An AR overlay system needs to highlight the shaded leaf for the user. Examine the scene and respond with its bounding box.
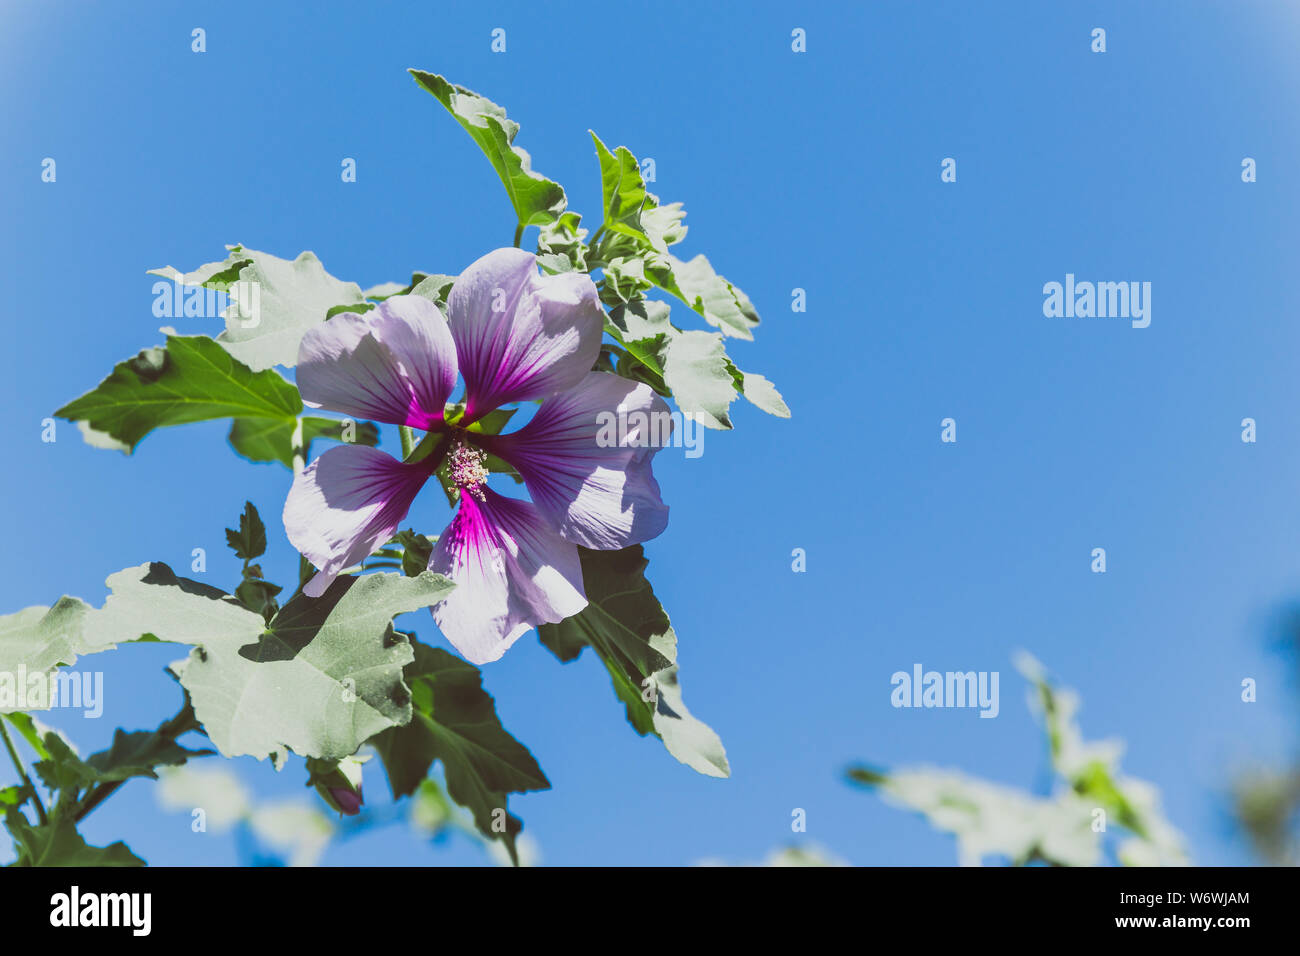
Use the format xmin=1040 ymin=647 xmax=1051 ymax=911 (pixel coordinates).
xmin=35 ymin=727 xmax=207 ymax=792
xmin=4 ymin=812 xmax=143 ymax=867
xmin=224 ymin=501 xmax=267 ymax=561
xmin=56 ymin=334 xmax=301 ymax=453
xmin=393 ymin=529 xmax=435 ymax=578
xmin=373 ymin=641 xmax=549 ymax=864
xmin=85 ymin=728 xmax=210 ymax=783
xmin=227 ymin=415 xmax=380 ymax=469
xmin=539 ymin=546 xmax=729 ymax=777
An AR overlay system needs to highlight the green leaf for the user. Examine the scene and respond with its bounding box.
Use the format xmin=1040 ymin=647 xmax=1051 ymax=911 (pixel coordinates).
xmin=32 ymin=735 xmax=95 ymax=795
xmin=373 ymin=641 xmax=549 ymax=864
xmin=591 ymin=130 xmax=651 ymax=242
xmin=577 ymin=136 xmax=784 ymax=421
xmin=148 ymin=255 xmax=253 ymax=291
xmin=409 ymin=70 xmax=566 ymax=229
xmin=180 ymin=570 xmax=451 ymax=762
xmin=4 ymin=812 xmax=144 ymax=867
xmin=91 ymin=562 xmax=454 ymax=763
xmin=0 ymin=598 xmax=111 ymax=714
xmin=607 ymin=299 xmax=672 ymax=349
xmin=225 ymin=501 xmax=267 ymax=561
xmin=640 ymin=199 xmax=688 ymax=249
xmin=650 ymin=253 xmax=760 ymax=341
xmin=56 ymin=334 xmax=302 ymax=453
xmin=152 ymin=246 xmax=366 ymax=371
xmin=227 ymin=416 xmax=380 ymax=469
xmin=393 ymin=529 xmax=435 ymax=578
xmin=362 ymin=281 xmax=409 ymax=300
xmin=0 ymin=714 xmax=51 ymax=759
xmin=584 ymin=135 xmax=757 ymax=335
xmin=84 ymin=728 xmax=210 ymax=783
xmin=234 ymin=575 xmax=282 ymax=624
xmin=733 ymin=368 xmax=791 ymax=418
xmin=358 ymin=272 xmax=457 ymax=309
xmin=536 ymin=213 xmax=589 ymax=273
xmin=599 ymin=257 xmax=654 ymax=307
xmin=661 ymin=330 xmax=740 ymax=430
xmin=34 ymin=727 xmax=206 ymax=794
xmin=94 ymin=562 xmax=262 ymax=648
xmin=587 ymin=134 xmax=685 ymax=254
xmin=539 ymin=546 xmax=729 ymax=778
xmin=606 ymin=300 xmax=671 ymax=393
xmin=408 ymin=273 xmax=458 ymax=311
xmin=607 ymin=302 xmax=787 ymax=424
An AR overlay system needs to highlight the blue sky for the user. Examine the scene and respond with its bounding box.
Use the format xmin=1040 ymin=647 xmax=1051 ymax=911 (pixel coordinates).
xmin=3 ymin=0 xmax=1300 ymax=865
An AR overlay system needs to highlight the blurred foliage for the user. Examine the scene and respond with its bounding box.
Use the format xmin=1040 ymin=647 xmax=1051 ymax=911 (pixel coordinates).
xmin=847 ymin=654 xmax=1189 ymax=867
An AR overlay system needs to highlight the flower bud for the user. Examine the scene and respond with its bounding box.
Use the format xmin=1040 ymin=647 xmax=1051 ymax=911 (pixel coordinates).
xmin=307 ymin=755 xmax=366 ymax=816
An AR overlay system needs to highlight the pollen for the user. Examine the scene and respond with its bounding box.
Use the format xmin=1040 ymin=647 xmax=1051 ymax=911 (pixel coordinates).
xmin=448 ymin=440 xmax=489 ymax=500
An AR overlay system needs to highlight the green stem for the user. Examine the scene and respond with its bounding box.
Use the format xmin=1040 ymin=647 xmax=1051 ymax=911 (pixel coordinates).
xmin=585 ymin=225 xmax=607 ymax=265
xmin=513 ymin=223 xmax=524 ymax=249
xmin=399 ymin=425 xmax=416 ymax=459
xmin=0 ymin=718 xmax=46 ymax=825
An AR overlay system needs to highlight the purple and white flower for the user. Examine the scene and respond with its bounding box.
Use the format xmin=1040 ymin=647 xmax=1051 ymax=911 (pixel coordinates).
xmin=283 ymin=248 xmax=670 ymax=664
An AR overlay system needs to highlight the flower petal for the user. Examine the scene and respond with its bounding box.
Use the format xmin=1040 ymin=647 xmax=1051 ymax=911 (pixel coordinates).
xmin=486 ymin=372 xmax=670 ymax=550
xmin=446 ymin=248 xmax=603 ymax=420
xmin=428 ymin=488 xmax=586 ymax=665
xmin=284 ymin=445 xmax=429 ymax=597
xmin=296 ymin=295 xmax=458 ymax=429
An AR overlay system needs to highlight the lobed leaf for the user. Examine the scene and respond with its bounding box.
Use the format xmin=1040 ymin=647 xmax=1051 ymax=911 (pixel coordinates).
xmin=152 ymin=246 xmax=366 ymax=371
xmin=88 ymin=562 xmax=454 ymax=764
xmin=410 ymin=70 xmax=566 ymax=229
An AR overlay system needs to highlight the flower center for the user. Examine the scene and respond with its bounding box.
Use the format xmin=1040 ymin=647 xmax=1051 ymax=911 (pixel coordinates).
xmin=447 ymin=439 xmax=489 ymax=500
